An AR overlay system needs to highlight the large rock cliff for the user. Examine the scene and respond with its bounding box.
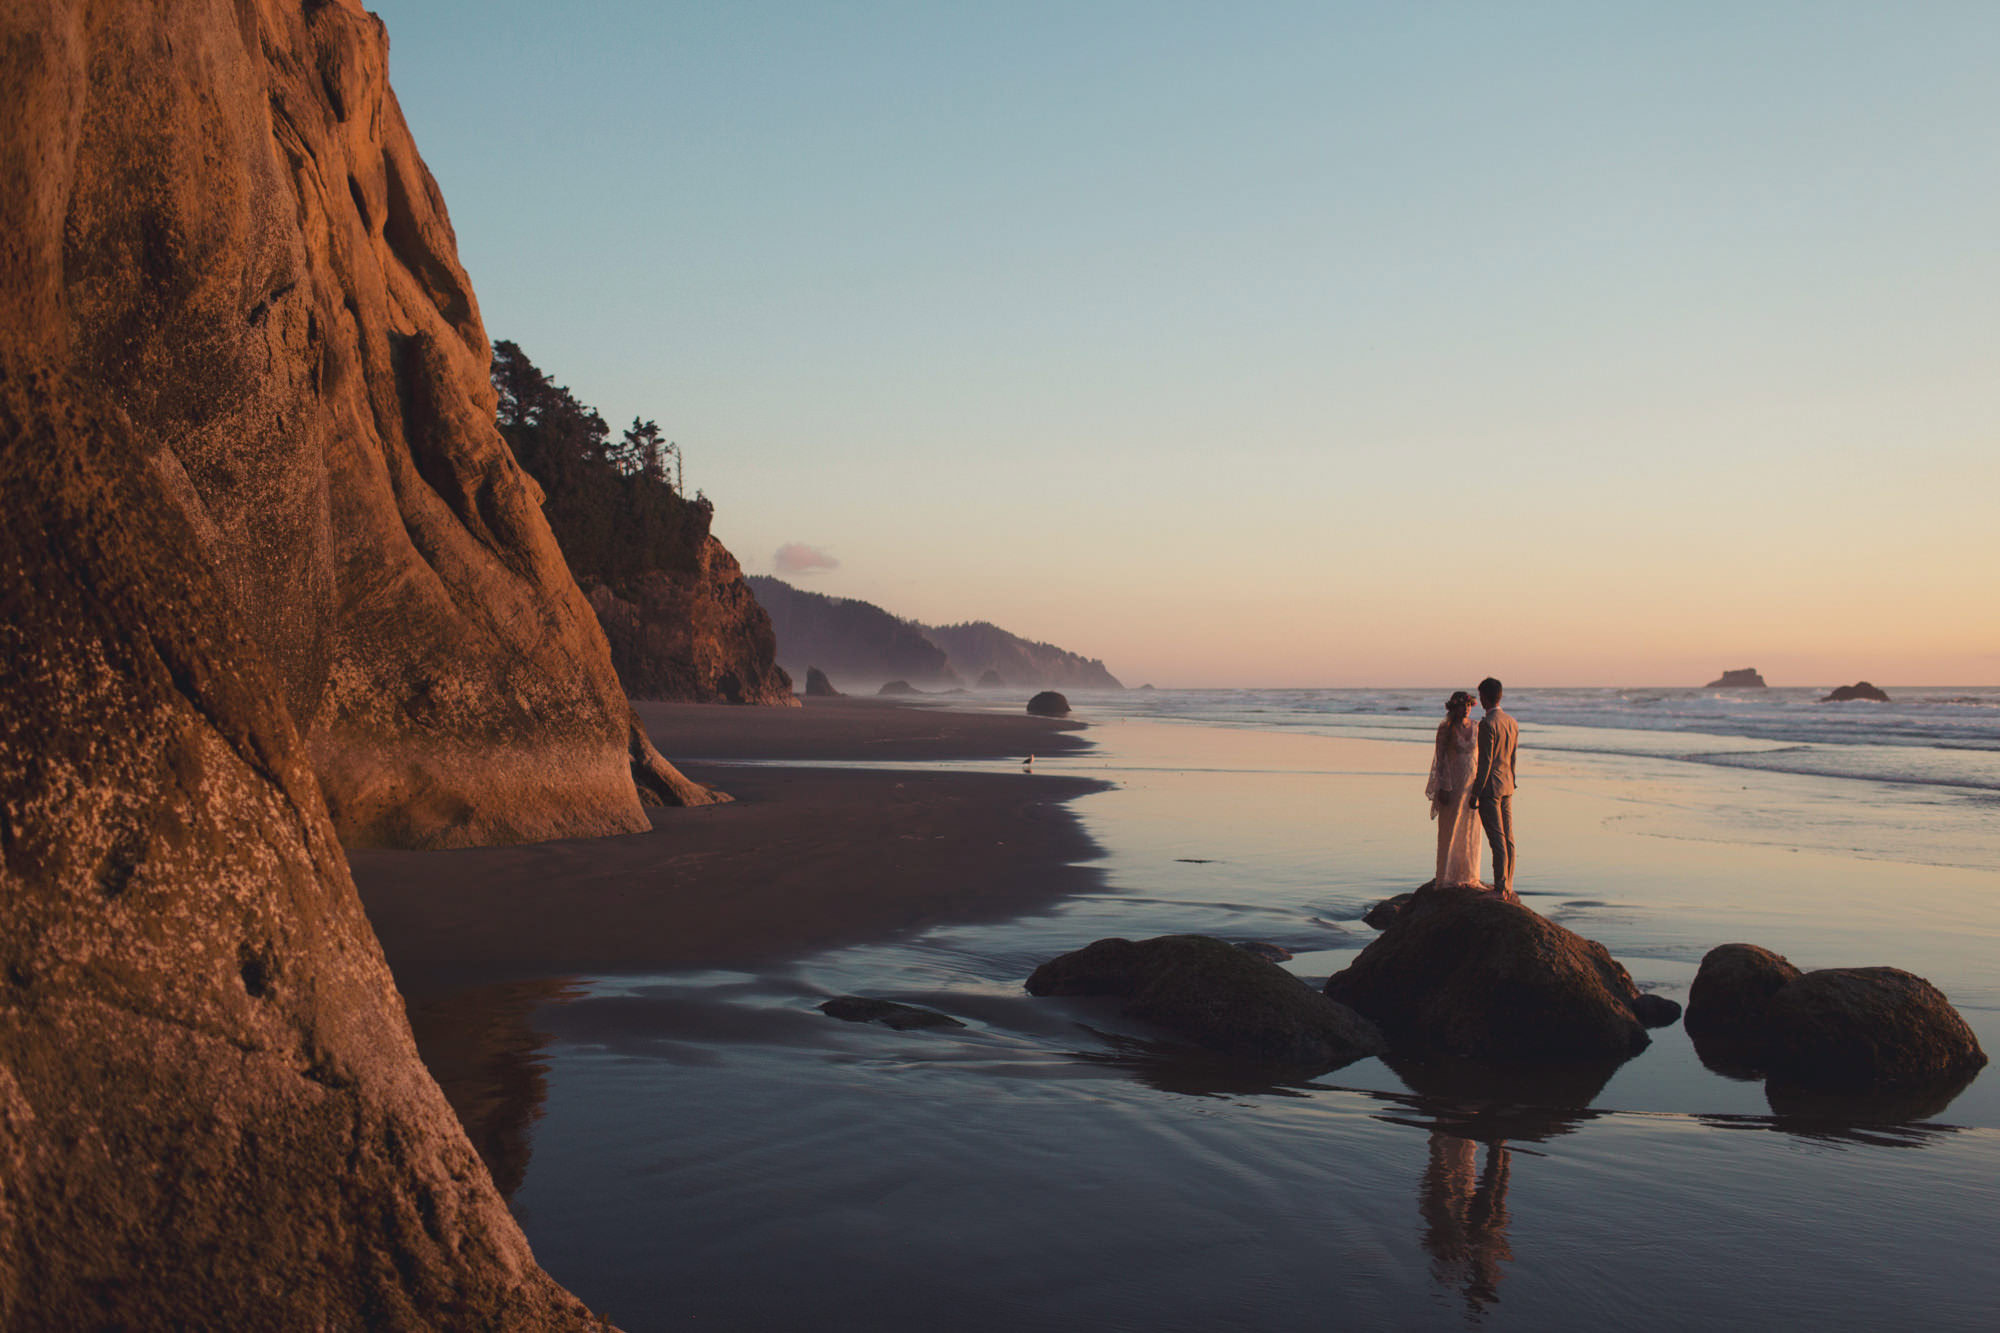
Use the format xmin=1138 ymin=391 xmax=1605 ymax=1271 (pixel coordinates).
xmin=0 ymin=0 xmax=676 ymax=1321
xmin=0 ymin=379 xmax=603 ymax=1326
xmin=32 ymin=0 xmax=717 ymax=851
xmin=588 ymin=537 xmax=798 ymax=705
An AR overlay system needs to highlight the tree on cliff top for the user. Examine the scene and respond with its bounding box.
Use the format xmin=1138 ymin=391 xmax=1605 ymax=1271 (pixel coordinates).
xmin=492 ymin=340 xmax=711 ymax=592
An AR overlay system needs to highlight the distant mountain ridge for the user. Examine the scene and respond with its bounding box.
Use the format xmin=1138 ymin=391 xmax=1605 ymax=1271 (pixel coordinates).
xmin=922 ymin=620 xmax=1123 ymax=690
xmin=746 ymin=577 xmax=1123 ymax=691
xmin=746 ymin=577 xmax=959 ymax=687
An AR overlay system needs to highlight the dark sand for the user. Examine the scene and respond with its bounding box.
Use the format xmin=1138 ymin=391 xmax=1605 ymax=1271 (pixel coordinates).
xmin=350 ymin=697 xmax=1106 ymax=976
xmin=633 ymin=693 xmax=1090 ymax=762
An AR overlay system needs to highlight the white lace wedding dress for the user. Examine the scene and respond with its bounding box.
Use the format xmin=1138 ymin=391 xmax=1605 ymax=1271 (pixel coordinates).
xmin=1425 ymin=718 xmax=1484 ymax=888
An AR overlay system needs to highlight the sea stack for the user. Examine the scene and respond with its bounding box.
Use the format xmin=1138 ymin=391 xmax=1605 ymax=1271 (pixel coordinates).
xmin=1822 ymin=681 xmax=1891 ymax=702
xmin=1706 ymin=668 xmax=1769 ymax=688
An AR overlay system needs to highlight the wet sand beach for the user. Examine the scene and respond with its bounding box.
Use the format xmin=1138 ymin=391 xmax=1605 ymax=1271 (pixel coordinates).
xmin=352 ymin=697 xmax=1103 ymax=974
xmin=351 ymin=695 xmax=1998 ymax=1332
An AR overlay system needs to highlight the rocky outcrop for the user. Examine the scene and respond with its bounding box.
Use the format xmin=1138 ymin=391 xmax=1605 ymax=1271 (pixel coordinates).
xmin=1687 ymin=946 xmax=1986 ymax=1095
xmin=1325 ymin=885 xmax=1653 ymax=1063
xmin=978 ymin=669 xmax=1005 ymax=688
xmin=1027 ymin=936 xmax=1385 ymax=1069
xmin=1706 ymin=668 xmax=1768 ymax=688
xmin=0 ymin=373 xmax=602 ymax=1324
xmin=587 ymin=537 xmax=797 ymax=706
xmin=1822 ymin=681 xmax=1891 ymax=703
xmin=1027 ymin=691 xmax=1072 ymax=717
xmin=878 ymin=680 xmax=918 ymax=696
xmin=921 ymin=620 xmax=1123 ymax=690
xmin=24 ymin=0 xmax=716 ymax=849
xmin=804 ymin=666 xmax=841 ymax=697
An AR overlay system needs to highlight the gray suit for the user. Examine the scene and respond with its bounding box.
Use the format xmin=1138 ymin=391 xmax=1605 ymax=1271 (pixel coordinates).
xmin=1474 ymin=707 xmax=1519 ymax=893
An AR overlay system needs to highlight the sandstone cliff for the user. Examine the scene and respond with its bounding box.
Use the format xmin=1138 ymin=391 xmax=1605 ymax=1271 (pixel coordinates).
xmin=0 ymin=0 xmax=670 ymax=1321
xmin=588 ymin=538 xmax=798 ymax=705
xmin=33 ymin=0 xmax=717 ymax=851
xmin=0 ymin=376 xmax=605 ymax=1326
xmin=490 ymin=342 xmax=794 ymax=707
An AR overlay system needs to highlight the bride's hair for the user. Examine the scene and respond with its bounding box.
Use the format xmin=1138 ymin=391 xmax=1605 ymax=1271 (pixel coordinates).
xmin=1445 ymin=691 xmax=1474 ymax=723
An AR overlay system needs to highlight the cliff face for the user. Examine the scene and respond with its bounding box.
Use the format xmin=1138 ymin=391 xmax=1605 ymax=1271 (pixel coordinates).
xmin=589 ymin=537 xmax=798 ymax=705
xmin=0 ymin=377 xmax=602 ymax=1326
xmin=0 ymin=0 xmax=677 ymax=1321
xmin=37 ymin=0 xmax=716 ymax=850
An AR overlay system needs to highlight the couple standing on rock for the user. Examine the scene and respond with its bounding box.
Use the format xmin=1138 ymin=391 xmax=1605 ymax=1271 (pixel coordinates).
xmin=1424 ymin=678 xmax=1519 ymax=899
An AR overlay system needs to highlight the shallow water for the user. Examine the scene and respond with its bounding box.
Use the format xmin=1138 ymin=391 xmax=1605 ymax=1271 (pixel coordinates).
xmin=431 ymin=714 xmax=1998 ymax=1329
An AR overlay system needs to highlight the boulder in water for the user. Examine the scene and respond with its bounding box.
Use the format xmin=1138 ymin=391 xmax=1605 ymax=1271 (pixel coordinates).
xmin=1763 ymin=967 xmax=1986 ymax=1093
xmin=1685 ymin=943 xmax=1802 ymax=1070
xmin=1821 ymin=681 xmax=1890 ymax=703
xmin=1027 ymin=935 xmax=1385 ymax=1068
xmin=877 ymin=679 xmax=917 ymax=695
xmin=804 ymin=666 xmax=841 ymax=697
xmin=1324 ymin=884 xmax=1653 ymax=1062
xmin=1027 ymin=690 xmax=1070 ymax=717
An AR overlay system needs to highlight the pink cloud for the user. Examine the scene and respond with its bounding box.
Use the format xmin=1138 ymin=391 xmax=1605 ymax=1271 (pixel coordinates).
xmin=774 ymin=542 xmax=840 ymax=576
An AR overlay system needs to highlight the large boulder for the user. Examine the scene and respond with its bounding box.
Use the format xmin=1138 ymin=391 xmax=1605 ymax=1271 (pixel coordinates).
xmin=878 ymin=679 xmax=917 ymax=696
xmin=1027 ymin=935 xmax=1385 ymax=1069
xmin=1763 ymin=967 xmax=1986 ymax=1093
xmin=1027 ymin=690 xmax=1071 ymax=717
xmin=1324 ymin=885 xmax=1653 ymax=1063
xmin=16 ymin=0 xmax=720 ymax=849
xmin=1685 ymin=943 xmax=1802 ymax=1070
xmin=1821 ymin=681 xmax=1891 ymax=703
xmin=804 ymin=666 xmax=841 ymax=697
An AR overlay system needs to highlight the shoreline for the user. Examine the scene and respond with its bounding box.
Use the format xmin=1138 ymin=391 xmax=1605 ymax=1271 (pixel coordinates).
xmin=350 ymin=697 xmax=1107 ymax=978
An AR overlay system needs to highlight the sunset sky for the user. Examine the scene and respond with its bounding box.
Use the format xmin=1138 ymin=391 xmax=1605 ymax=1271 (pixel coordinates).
xmin=370 ymin=1 xmax=1998 ymax=687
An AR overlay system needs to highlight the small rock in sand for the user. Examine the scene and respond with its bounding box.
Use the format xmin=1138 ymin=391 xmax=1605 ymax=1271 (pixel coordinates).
xmin=819 ymin=997 xmax=965 ymax=1030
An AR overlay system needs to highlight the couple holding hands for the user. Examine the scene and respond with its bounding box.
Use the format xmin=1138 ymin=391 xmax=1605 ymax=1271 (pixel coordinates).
xmin=1423 ymin=677 xmax=1519 ymax=899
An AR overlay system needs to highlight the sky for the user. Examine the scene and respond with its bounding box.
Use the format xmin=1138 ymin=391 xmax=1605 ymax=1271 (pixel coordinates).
xmin=367 ymin=0 xmax=1999 ymax=687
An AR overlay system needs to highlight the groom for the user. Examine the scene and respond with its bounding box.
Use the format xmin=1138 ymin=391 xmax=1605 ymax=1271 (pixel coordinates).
xmin=1469 ymin=677 xmax=1518 ymax=897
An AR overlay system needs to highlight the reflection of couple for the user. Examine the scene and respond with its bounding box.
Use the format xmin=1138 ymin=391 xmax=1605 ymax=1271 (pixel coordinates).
xmin=1423 ymin=677 xmax=1519 ymax=897
xmin=1419 ymin=1132 xmax=1513 ymax=1315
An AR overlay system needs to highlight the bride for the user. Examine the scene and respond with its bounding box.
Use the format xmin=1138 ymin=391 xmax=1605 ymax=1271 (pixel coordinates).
xmin=1425 ymin=690 xmax=1484 ymax=889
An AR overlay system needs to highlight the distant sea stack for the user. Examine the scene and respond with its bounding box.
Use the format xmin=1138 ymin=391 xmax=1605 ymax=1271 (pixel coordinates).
xmin=1 ymin=0 xmax=610 ymax=1323
xmin=495 ymin=343 xmax=794 ymax=708
xmin=805 ymin=666 xmax=841 ymax=697
xmin=1822 ymin=681 xmax=1891 ymax=703
xmin=747 ymin=576 xmax=961 ymax=688
xmin=1707 ymin=668 xmax=1769 ymax=688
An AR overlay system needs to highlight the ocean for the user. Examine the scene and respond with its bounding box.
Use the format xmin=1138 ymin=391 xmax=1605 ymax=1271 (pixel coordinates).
xmin=450 ymin=687 xmax=2000 ymax=1329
